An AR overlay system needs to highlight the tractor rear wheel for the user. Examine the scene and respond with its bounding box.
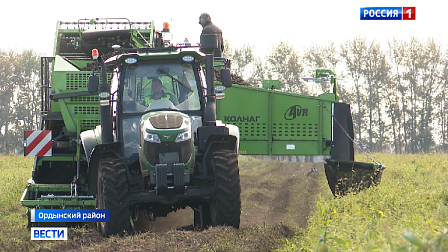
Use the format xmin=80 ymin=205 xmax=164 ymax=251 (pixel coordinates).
xmin=195 ymin=150 xmax=241 ymax=229
xmin=96 ymin=157 xmax=131 ymax=236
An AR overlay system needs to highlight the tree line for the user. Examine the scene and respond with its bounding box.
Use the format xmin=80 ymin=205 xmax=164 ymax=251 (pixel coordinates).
xmin=225 ymin=36 xmax=448 ymax=154
xmin=1 ymin=36 xmax=447 ymax=154
xmin=0 ymin=49 xmax=40 ymax=153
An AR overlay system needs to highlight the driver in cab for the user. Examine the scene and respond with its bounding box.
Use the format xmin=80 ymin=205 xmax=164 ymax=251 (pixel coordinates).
xmin=145 ymin=78 xmax=179 ymax=106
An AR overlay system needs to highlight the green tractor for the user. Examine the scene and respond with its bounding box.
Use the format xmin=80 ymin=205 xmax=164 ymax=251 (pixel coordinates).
xmin=82 ymin=36 xmax=241 ymax=236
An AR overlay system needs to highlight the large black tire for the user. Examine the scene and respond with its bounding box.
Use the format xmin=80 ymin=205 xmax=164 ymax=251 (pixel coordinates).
xmin=96 ymin=158 xmax=131 ymax=236
xmin=195 ymin=150 xmax=241 ymax=229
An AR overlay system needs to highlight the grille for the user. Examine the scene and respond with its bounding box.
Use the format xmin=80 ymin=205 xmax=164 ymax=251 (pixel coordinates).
xmin=232 ymin=122 xmax=267 ymax=139
xmin=70 ymin=96 xmax=99 ymax=102
xmin=65 ymin=73 xmax=111 ymax=90
xmin=272 ymin=123 xmax=319 ymax=140
xmin=228 ymin=122 xmax=319 ymax=140
xmin=80 ymin=119 xmax=101 ymax=131
xmin=74 ymin=106 xmax=100 ymax=114
xmin=144 ymin=140 xmax=191 ymax=165
xmin=66 ymin=73 xmax=90 ymax=90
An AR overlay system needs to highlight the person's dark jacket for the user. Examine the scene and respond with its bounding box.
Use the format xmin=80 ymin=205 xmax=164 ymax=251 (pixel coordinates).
xmin=201 ymin=21 xmax=224 ymax=57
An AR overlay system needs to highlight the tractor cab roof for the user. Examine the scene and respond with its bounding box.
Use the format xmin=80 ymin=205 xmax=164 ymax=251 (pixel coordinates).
xmin=104 ymin=46 xmax=207 ymax=66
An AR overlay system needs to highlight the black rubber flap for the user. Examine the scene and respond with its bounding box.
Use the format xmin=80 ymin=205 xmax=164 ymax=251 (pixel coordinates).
xmin=325 ymin=159 xmax=385 ymax=196
xmin=331 ymin=102 xmax=354 ymax=161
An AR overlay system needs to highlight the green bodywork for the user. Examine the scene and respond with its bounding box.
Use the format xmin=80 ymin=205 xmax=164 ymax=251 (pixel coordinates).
xmin=22 ymin=19 xmax=161 ymax=210
xmin=139 ymin=111 xmax=194 ymax=176
xmin=21 ymin=184 xmax=94 ymax=207
xmin=215 ymin=70 xmax=338 ymax=156
xmin=22 ymin=18 xmax=342 ymax=210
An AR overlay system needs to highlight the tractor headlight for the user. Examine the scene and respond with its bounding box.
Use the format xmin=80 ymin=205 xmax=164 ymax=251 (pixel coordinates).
xmin=175 ymin=128 xmax=191 ymax=142
xmin=182 ymin=55 xmax=195 ymax=62
xmin=144 ymin=132 xmax=161 ymax=143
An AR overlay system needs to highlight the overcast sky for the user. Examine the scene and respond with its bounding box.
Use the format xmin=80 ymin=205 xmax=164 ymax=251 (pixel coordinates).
xmin=1 ymin=0 xmax=446 ymax=56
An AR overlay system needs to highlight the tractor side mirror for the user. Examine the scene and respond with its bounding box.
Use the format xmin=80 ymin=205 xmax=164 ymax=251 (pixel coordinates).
xmin=318 ymin=72 xmax=330 ymax=77
xmin=88 ymin=75 xmax=99 ymax=93
xmin=220 ymin=68 xmax=232 ymax=87
xmin=200 ymin=34 xmax=218 ymax=54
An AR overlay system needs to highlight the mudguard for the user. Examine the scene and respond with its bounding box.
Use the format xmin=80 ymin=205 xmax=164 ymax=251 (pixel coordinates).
xmin=80 ymin=125 xmax=122 ymax=165
xmin=216 ymin=120 xmax=240 ymax=153
xmin=197 ymin=122 xmax=239 ymax=154
xmin=80 ymin=125 xmax=102 ymax=162
xmin=82 ymin=128 xmax=123 ymax=197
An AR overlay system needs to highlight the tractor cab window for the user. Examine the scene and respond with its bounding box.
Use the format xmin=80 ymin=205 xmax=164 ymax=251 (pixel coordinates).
xmin=121 ymin=61 xmax=201 ymax=112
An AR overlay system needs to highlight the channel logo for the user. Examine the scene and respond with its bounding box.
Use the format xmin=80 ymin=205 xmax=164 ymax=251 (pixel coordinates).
xmin=31 ymin=227 xmax=67 ymax=240
xmin=360 ymin=7 xmax=416 ymax=20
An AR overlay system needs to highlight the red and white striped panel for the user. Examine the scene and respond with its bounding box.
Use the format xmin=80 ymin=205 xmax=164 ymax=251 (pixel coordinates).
xmin=24 ymin=130 xmax=52 ymax=156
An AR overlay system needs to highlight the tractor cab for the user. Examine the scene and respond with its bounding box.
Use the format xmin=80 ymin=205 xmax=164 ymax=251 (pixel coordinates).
xmin=118 ymin=57 xmax=203 ymax=113
xmin=80 ymin=37 xmax=241 ymax=235
xmin=105 ymin=50 xmax=208 ymax=170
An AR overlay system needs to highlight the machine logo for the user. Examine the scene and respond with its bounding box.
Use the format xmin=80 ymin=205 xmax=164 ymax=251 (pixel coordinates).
xmin=224 ymin=115 xmax=261 ymax=123
xmin=284 ymin=105 xmax=309 ymax=120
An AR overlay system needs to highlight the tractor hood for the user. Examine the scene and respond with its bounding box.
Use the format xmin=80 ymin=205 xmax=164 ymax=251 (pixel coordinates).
xmin=140 ymin=110 xmax=191 ymax=142
xmin=138 ymin=110 xmax=194 ymax=174
xmin=149 ymin=114 xmax=184 ymax=129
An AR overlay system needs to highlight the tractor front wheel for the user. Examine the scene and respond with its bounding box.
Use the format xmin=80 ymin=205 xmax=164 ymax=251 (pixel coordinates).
xmin=96 ymin=157 xmax=131 ymax=236
xmin=195 ymin=150 xmax=241 ymax=229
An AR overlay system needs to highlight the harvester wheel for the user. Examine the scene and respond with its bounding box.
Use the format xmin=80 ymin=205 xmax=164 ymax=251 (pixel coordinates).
xmin=195 ymin=150 xmax=241 ymax=229
xmin=96 ymin=158 xmax=131 ymax=236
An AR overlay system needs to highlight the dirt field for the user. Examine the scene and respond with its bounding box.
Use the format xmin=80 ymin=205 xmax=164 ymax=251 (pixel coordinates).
xmin=35 ymin=157 xmax=327 ymax=252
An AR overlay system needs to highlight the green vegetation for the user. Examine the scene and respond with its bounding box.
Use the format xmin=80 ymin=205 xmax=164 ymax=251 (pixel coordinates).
xmin=0 ymin=154 xmax=310 ymax=252
xmin=2 ymin=153 xmax=448 ymax=251
xmin=281 ymin=153 xmax=448 ymax=251
xmin=0 ymin=154 xmax=34 ymax=251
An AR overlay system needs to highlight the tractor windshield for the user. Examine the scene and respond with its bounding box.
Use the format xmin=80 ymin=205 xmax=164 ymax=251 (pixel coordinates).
xmin=121 ymin=61 xmax=201 ymax=112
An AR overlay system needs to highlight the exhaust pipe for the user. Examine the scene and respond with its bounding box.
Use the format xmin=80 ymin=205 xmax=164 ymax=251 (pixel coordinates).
xmin=88 ymin=53 xmax=113 ymax=144
xmin=200 ymin=34 xmax=218 ymax=126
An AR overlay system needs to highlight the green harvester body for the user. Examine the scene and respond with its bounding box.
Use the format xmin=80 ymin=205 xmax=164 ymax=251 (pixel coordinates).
xmin=21 ymin=18 xmax=384 ymax=231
